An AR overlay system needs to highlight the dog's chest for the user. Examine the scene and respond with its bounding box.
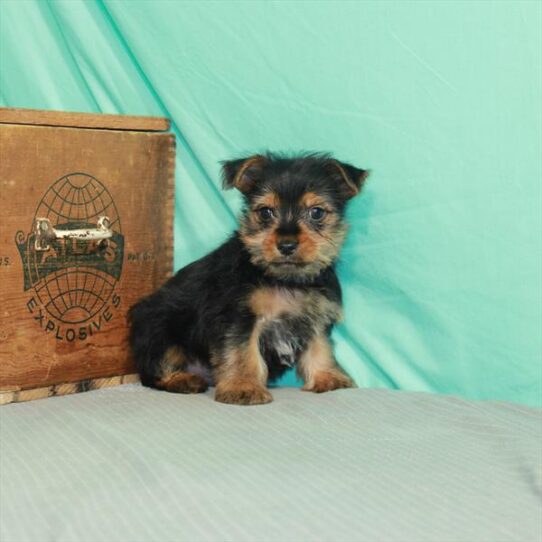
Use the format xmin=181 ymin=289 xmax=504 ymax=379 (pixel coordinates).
xmin=248 ymin=285 xmax=343 ymax=330
xmin=249 ymin=286 xmax=340 ymax=372
xmin=249 ymin=287 xmax=305 ymax=320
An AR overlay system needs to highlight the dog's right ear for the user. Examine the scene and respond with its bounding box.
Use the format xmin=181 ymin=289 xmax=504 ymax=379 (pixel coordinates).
xmin=221 ymin=155 xmax=267 ymax=194
xmin=326 ymin=160 xmax=370 ymax=200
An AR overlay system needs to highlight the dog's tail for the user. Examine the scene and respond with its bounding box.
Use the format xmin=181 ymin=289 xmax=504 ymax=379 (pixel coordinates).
xmin=127 ymin=294 xmax=170 ymax=388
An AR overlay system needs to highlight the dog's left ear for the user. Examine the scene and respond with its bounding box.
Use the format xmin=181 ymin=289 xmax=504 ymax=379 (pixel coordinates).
xmin=327 ymin=160 xmax=370 ymax=199
xmin=221 ymin=155 xmax=267 ymax=194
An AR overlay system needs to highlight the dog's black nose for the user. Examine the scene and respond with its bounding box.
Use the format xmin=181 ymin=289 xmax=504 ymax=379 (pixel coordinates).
xmin=277 ymin=240 xmax=298 ymax=256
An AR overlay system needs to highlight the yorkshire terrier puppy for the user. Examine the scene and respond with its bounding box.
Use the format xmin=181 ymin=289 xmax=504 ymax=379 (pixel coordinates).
xmin=129 ymin=152 xmax=369 ymax=405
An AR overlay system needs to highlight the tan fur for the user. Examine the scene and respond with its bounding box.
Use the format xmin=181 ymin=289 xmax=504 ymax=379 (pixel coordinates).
xmin=261 ymin=229 xmax=280 ymax=262
xmin=154 ymin=346 xmax=209 ymax=393
xmin=300 ymin=192 xmax=331 ymax=210
xmin=311 ymin=291 xmax=344 ymax=323
xmin=156 ymin=372 xmax=208 ymax=393
xmin=250 ymin=287 xmax=342 ymax=325
xmin=251 ymin=192 xmax=280 ymax=211
xmin=249 ymin=287 xmax=304 ymax=319
xmin=240 ymin=221 xmax=347 ymax=280
xmin=296 ymin=224 xmax=318 ymax=261
xmin=305 ymin=371 xmax=353 ymax=393
xmin=159 ymin=345 xmax=187 ymax=376
xmin=246 ymin=318 xmax=270 ymax=384
xmin=298 ymin=334 xmax=354 ymax=392
xmin=302 ymin=221 xmax=348 ymax=269
xmin=233 ymin=155 xmax=267 ymax=193
xmin=233 ymin=182 xmax=353 ymax=398
xmin=240 ymin=192 xmax=279 ymax=239
xmin=240 ymin=188 xmax=347 ymax=279
xmin=214 ymin=378 xmax=273 ymax=405
xmin=239 ymin=228 xmax=267 ymax=255
xmin=332 ymin=161 xmax=360 ymax=196
xmin=301 ymin=290 xmax=344 ymax=327
xmin=214 ymin=320 xmax=271 ymax=405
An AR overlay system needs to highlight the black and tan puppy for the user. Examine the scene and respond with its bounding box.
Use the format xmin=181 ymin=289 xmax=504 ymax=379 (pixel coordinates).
xmin=129 ymin=153 xmax=369 ymax=405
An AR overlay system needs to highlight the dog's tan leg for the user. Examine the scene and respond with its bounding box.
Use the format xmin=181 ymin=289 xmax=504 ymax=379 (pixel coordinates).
xmin=155 ymin=346 xmax=209 ymax=393
xmin=214 ymin=320 xmax=272 ymax=405
xmin=298 ymin=334 xmax=354 ymax=393
xmin=156 ymin=372 xmax=209 ymax=393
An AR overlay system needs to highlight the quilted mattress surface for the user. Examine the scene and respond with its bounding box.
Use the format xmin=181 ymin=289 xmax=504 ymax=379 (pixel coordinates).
xmin=0 ymin=385 xmax=541 ymax=542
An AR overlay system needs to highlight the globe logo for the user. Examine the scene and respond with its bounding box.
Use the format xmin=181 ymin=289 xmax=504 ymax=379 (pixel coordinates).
xmin=16 ymin=173 xmax=124 ymax=330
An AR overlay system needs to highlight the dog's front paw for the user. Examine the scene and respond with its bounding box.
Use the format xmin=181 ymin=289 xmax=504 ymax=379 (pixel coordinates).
xmin=302 ymin=371 xmax=355 ymax=393
xmin=215 ymin=382 xmax=273 ymax=406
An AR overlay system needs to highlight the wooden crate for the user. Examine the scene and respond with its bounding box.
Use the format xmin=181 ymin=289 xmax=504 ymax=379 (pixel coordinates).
xmin=0 ymin=108 xmax=175 ymax=404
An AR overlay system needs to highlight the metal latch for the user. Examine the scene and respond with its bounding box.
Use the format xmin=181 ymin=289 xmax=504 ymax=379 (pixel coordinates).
xmin=34 ymin=216 xmax=113 ymax=251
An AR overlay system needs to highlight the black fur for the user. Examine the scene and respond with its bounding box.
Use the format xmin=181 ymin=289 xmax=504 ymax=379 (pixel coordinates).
xmin=129 ymin=234 xmax=341 ymax=385
xmin=129 ymin=152 xmax=368 ymax=403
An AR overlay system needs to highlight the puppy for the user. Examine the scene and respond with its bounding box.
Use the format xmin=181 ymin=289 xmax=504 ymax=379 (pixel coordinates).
xmin=129 ymin=152 xmax=369 ymax=405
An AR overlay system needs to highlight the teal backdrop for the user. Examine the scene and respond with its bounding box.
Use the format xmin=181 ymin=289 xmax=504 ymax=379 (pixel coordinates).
xmin=1 ymin=1 xmax=541 ymax=406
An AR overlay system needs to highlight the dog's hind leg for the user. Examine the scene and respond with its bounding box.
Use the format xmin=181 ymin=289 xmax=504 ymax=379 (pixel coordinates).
xmin=128 ymin=297 xmax=207 ymax=394
xmin=154 ymin=346 xmax=209 ymax=394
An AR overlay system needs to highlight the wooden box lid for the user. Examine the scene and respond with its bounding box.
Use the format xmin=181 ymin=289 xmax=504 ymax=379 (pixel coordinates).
xmin=0 ymin=108 xmax=170 ymax=132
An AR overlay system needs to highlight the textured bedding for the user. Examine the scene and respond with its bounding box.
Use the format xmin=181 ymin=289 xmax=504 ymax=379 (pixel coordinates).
xmin=1 ymin=385 xmax=541 ymax=542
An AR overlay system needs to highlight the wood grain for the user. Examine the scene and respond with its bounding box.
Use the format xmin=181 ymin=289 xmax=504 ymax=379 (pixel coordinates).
xmin=0 ymin=115 xmax=175 ymax=397
xmin=0 ymin=108 xmax=170 ymax=132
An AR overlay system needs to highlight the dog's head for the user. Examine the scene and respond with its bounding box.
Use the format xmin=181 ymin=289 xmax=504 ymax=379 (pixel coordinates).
xmin=222 ymin=152 xmax=369 ymax=280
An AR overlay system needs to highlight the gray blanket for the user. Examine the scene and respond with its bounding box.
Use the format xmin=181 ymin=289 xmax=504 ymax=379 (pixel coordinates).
xmin=1 ymin=386 xmax=541 ymax=542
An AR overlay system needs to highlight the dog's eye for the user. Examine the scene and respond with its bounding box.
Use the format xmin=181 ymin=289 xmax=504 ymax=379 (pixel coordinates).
xmin=309 ymin=207 xmax=326 ymax=221
xmin=257 ymin=207 xmax=275 ymax=221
